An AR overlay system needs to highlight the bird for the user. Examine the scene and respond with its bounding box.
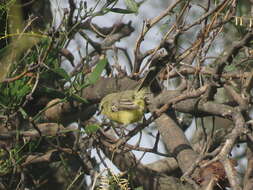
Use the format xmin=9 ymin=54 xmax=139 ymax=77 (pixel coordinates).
xmin=99 ymin=88 xmax=147 ymax=125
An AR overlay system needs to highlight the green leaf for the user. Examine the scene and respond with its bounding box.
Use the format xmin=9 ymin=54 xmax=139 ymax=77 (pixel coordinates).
xmin=19 ymin=107 xmax=28 ymax=119
xmin=51 ymin=68 xmax=70 ymax=81
xmin=87 ymin=58 xmax=108 ymax=85
xmin=124 ymin=0 xmax=139 ymax=13
xmin=85 ymin=124 xmax=100 ymax=134
xmin=106 ymin=8 xmax=137 ymax=14
xmin=70 ymin=94 xmax=88 ymax=103
xmin=0 ymin=77 xmax=32 ymax=107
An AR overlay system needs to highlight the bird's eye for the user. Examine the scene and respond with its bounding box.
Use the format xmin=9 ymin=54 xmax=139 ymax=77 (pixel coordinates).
xmin=111 ymin=105 xmax=118 ymax=112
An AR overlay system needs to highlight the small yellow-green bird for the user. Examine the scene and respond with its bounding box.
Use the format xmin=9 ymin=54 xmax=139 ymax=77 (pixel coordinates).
xmin=99 ymin=88 xmax=147 ymax=125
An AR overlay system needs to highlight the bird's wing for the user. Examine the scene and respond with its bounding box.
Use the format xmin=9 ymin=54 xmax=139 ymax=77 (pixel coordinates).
xmin=111 ymin=97 xmax=139 ymax=111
